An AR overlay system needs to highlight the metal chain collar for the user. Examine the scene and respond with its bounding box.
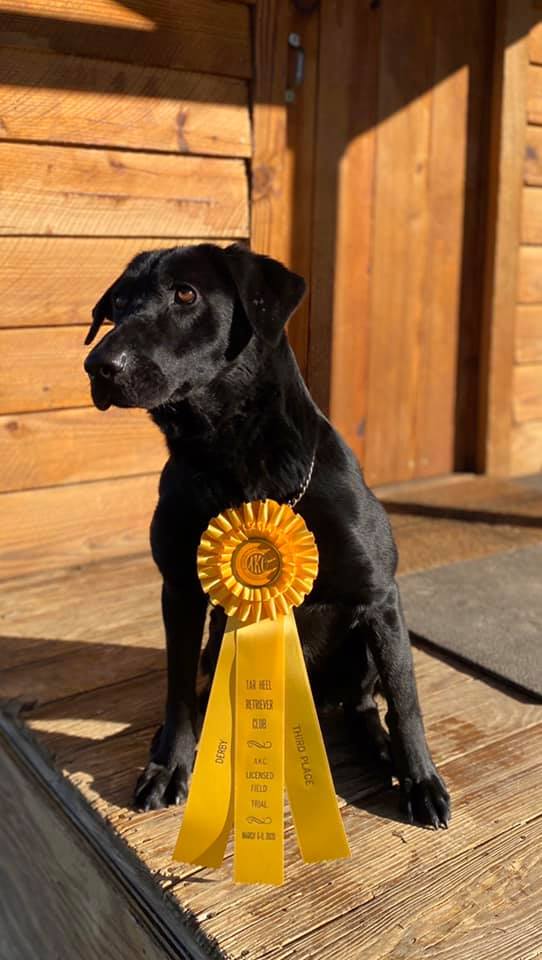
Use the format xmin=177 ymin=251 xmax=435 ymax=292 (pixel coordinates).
xmin=287 ymin=452 xmax=316 ymax=509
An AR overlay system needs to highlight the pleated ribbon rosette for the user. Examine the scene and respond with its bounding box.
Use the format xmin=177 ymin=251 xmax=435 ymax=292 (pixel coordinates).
xmin=173 ymin=499 xmax=350 ymax=884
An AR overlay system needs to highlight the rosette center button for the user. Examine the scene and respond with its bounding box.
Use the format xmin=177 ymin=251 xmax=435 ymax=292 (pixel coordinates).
xmin=231 ymin=538 xmax=282 ymax=588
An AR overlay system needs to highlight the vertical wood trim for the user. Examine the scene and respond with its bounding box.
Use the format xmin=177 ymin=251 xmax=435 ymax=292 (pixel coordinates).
xmin=309 ymin=1 xmax=380 ymax=461
xmin=250 ymin=0 xmax=319 ymax=378
xmin=479 ymin=0 xmax=531 ymax=475
xmin=364 ymin=0 xmax=435 ymax=486
xmin=250 ymin=0 xmax=290 ymax=263
xmin=282 ymin=8 xmax=320 ymax=375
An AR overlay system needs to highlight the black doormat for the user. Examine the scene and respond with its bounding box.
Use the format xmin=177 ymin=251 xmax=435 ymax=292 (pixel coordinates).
xmin=399 ymin=544 xmax=542 ymax=700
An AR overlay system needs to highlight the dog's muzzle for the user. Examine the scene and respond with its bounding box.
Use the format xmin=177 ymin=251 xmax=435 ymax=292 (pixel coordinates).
xmin=84 ymin=349 xmax=127 ymax=411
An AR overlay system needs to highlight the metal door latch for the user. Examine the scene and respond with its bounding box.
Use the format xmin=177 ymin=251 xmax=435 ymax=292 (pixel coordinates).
xmin=285 ymin=33 xmax=305 ymax=103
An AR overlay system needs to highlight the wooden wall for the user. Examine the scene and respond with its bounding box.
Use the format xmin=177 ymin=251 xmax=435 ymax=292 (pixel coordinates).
xmin=1 ymin=0 xmax=539 ymax=582
xmin=0 ymin=0 xmax=251 ymax=578
xmin=481 ymin=0 xmax=542 ymax=477
xmin=514 ymin=16 xmax=542 ymax=473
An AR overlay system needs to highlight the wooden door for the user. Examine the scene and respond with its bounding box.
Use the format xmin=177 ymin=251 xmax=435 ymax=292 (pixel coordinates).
xmin=268 ymin=0 xmax=495 ymax=488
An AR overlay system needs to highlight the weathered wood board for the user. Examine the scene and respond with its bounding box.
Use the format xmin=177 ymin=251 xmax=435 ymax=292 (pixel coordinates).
xmin=512 ymin=363 xmax=542 ymax=421
xmin=511 ymin=420 xmax=542 ymax=473
xmin=0 ymin=48 xmax=251 ymax=156
xmin=0 ymin=326 xmax=98 ymax=414
xmin=0 ymin=474 xmax=159 ymax=580
xmin=0 ymin=0 xmax=252 ymax=78
xmin=0 ymin=739 xmax=177 ymax=960
xmin=0 ymin=143 xmax=249 ymax=237
xmin=0 ymin=407 xmax=166 ymax=493
xmin=0 ymin=237 xmax=234 ymax=328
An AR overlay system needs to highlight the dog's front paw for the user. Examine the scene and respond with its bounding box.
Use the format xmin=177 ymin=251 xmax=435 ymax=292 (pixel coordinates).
xmin=400 ymin=769 xmax=451 ymax=829
xmin=134 ymin=759 xmax=190 ymax=811
xmin=134 ymin=724 xmax=194 ymax=811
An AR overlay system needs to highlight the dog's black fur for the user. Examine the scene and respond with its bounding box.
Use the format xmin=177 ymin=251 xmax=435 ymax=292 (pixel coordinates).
xmin=84 ymin=243 xmax=450 ymax=828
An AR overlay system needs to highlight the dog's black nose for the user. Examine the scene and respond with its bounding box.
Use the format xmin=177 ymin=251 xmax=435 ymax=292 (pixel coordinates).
xmin=84 ymin=351 xmax=127 ymax=380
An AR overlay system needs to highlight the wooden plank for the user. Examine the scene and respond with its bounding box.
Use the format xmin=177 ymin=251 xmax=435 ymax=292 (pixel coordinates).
xmin=382 ymin=473 xmax=542 ymax=510
xmin=529 ymin=20 xmax=542 ymax=65
xmin=0 ymin=554 xmax=161 ymax=647
xmin=27 ymin=674 xmax=165 ymax=757
xmin=414 ymin=1 xmax=491 ymax=480
xmin=515 ymin=305 xmax=542 ymax=361
xmin=510 ymin=419 xmax=542 ymax=473
xmin=250 ymin=0 xmax=290 ymax=266
xmin=517 ymin=245 xmax=542 ymax=302
xmin=0 ymin=739 xmax=176 ymax=960
xmin=0 ymin=0 xmax=252 ymax=79
xmin=0 ymin=474 xmax=158 ymax=579
xmin=0 ymin=327 xmax=92 ymax=414
xmin=0 ymin=48 xmax=251 ymax=157
xmin=260 ymin=817 xmax=542 ymax=960
xmin=521 ymin=186 xmax=542 ymax=242
xmin=525 ymin=123 xmax=542 ymax=183
xmin=19 ymin=632 xmax=537 ymax=850
xmin=512 ymin=363 xmax=542 ymax=421
xmin=411 ymin=1 xmax=462 ymax=479
xmin=395 ymin=510 xmax=542 ymax=576
xmin=384 ymin=476 xmax=542 ymax=572
xmin=364 ymin=0 xmax=434 ymax=485
xmin=527 ymin=63 xmax=542 ymax=123
xmin=0 ymin=407 xmax=166 ymax=493
xmin=281 ymin=5 xmax=320 ymax=377
xmin=310 ymin=0 xmax=492 ymax=482
xmin=447 ymin=1 xmax=495 ymax=475
xmin=129 ymin=727 xmax=542 ymax=949
xmin=479 ymin=0 xmax=532 ymax=475
xmin=2 ymin=644 xmax=164 ymax=707
xmin=0 ymin=142 xmax=249 ymax=237
xmin=32 ymin=660 xmax=443 ymax=764
xmin=56 ymin=729 xmax=161 ymax=811
xmin=308 ymin=0 xmax=379 ymax=461
xmin=38 ymin=646 xmax=541 ymax=798
xmin=0 ymin=237 xmax=233 ymax=328
xmin=50 ymin=684 xmax=542 ymax=860
xmin=250 ymin=1 xmax=319 ymax=378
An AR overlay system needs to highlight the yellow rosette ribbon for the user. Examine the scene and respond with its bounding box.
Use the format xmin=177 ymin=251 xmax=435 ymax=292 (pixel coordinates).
xmin=173 ymin=500 xmax=350 ymax=884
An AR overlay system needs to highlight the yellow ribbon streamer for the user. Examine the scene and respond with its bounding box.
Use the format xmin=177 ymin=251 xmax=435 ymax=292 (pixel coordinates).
xmin=173 ymin=500 xmax=350 ymax=884
xmin=234 ymin=616 xmax=285 ymax=884
xmin=284 ymin=614 xmax=350 ymax=863
xmin=173 ymin=628 xmax=235 ymax=868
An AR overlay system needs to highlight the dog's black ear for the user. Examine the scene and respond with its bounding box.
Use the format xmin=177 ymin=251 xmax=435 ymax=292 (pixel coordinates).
xmin=85 ymin=285 xmax=114 ymax=346
xmin=224 ymin=244 xmax=306 ymax=346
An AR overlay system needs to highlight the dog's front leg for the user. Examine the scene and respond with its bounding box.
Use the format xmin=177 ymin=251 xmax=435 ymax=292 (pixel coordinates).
xmin=134 ymin=578 xmax=207 ymax=811
xmin=364 ymin=581 xmax=451 ymax=828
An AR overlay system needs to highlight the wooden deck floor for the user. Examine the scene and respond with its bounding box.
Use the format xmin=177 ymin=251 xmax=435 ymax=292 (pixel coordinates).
xmin=1 ymin=477 xmax=542 ymax=959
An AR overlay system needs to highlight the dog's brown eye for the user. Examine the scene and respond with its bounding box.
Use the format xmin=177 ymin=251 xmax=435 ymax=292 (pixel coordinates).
xmin=174 ymin=284 xmax=197 ymax=305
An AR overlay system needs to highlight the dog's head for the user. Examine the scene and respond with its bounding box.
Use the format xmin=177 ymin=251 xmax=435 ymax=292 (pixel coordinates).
xmin=83 ymin=243 xmax=305 ymax=411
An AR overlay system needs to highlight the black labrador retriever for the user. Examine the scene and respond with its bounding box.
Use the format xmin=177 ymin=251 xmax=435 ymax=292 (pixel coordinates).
xmin=84 ymin=243 xmax=450 ymax=828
